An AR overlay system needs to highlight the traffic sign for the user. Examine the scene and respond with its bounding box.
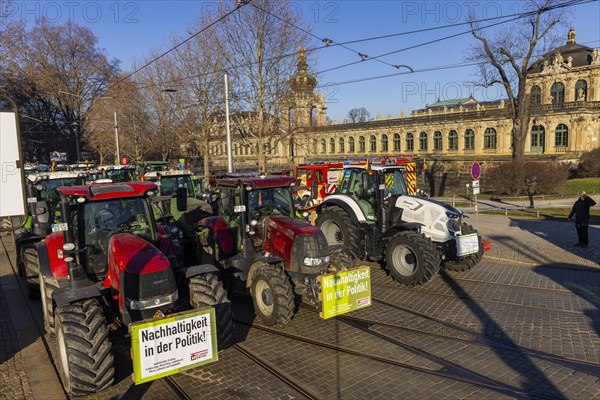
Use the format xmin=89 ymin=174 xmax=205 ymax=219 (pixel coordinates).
xmin=473 ymin=186 xmax=480 ymax=195
xmin=472 ymin=180 xmax=480 ymax=188
xmin=471 ymin=162 xmax=481 ymax=180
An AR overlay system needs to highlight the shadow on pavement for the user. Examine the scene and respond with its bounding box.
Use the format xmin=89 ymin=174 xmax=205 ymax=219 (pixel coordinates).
xmin=533 ymin=264 xmax=600 ymax=344
xmin=440 ymin=269 xmax=568 ymax=399
xmin=506 ymin=218 xmax=599 ymax=265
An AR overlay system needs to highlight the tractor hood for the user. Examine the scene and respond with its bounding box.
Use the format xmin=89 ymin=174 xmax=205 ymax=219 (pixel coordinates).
xmin=107 ymin=233 xmax=171 ymax=276
xmin=395 ymin=195 xmax=462 ymax=242
xmin=265 ymin=215 xmax=323 ymax=237
xmin=263 ymin=216 xmax=330 ymax=274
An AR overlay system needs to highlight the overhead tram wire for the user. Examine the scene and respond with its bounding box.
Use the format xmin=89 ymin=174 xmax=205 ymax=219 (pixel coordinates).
xmin=108 ymin=0 xmax=250 ymax=91
xmin=248 ymin=1 xmax=398 ymax=69
xmin=21 ymin=36 xmax=600 ymax=124
xmin=122 ymin=0 xmax=592 ymax=95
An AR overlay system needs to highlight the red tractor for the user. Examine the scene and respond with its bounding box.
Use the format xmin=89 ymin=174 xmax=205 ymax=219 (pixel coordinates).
xmin=29 ymin=182 xmax=233 ymax=396
xmin=194 ymin=176 xmax=353 ymax=326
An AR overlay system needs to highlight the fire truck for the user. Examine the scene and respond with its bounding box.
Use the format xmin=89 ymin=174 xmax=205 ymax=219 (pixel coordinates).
xmin=296 ymin=156 xmax=419 ymax=202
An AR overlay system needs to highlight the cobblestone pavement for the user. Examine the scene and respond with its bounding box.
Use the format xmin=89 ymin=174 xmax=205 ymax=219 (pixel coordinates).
xmin=2 ymin=214 xmax=599 ymax=399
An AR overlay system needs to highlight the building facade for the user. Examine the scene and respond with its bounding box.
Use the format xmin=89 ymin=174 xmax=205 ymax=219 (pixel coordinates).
xmin=206 ymin=29 xmax=599 ymax=174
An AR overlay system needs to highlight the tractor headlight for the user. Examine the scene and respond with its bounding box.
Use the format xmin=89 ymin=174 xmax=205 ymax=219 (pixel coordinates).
xmin=170 ymin=226 xmax=183 ymax=239
xmin=303 ymin=255 xmax=330 ymax=267
xmin=445 ymin=211 xmax=459 ymax=219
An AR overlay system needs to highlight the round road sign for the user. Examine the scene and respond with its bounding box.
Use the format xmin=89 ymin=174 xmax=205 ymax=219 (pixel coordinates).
xmin=471 ymin=162 xmax=481 ymax=180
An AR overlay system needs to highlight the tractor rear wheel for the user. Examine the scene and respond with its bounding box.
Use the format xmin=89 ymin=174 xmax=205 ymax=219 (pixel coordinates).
xmin=23 ymin=248 xmax=40 ymax=299
xmin=444 ymin=223 xmax=484 ymax=272
xmin=384 ymin=231 xmax=440 ymax=286
xmin=40 ymin=272 xmax=59 ymax=336
xmin=189 ymin=273 xmax=234 ymax=350
xmin=250 ymin=264 xmax=295 ymax=327
xmin=54 ymin=299 xmax=114 ymax=396
xmin=316 ymin=208 xmax=358 ymax=256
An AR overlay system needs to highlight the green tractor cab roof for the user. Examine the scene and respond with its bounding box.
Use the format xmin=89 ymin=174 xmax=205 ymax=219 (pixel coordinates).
xmin=57 ymin=182 xmax=158 ymax=201
xmin=216 ymin=176 xmax=296 ymax=189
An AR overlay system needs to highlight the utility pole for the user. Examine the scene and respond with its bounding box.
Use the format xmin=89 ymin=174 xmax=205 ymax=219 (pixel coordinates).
xmin=224 ymin=72 xmax=233 ymax=174
xmin=114 ymin=111 xmax=120 ymax=165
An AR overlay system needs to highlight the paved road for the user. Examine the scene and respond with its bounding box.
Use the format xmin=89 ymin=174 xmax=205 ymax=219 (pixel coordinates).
xmin=440 ymin=194 xmax=600 ymax=214
xmin=1 ymin=213 xmax=598 ymax=400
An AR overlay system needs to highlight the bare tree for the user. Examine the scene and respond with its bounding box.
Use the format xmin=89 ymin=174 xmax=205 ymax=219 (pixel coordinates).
xmin=213 ymin=0 xmax=313 ymax=172
xmin=467 ymin=0 xmax=567 ymax=160
xmin=347 ymin=107 xmax=371 ymax=123
xmin=0 ymin=19 xmax=119 ymax=162
xmin=169 ymin=22 xmax=226 ymax=178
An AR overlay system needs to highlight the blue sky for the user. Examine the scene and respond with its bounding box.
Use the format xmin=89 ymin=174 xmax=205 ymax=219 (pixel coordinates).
xmin=6 ymin=0 xmax=600 ymax=121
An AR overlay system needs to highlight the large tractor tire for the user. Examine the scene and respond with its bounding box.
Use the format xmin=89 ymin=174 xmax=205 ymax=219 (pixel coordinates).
xmin=189 ymin=273 xmax=234 ymax=350
xmin=40 ymin=272 xmax=60 ymax=336
xmin=250 ymin=264 xmax=295 ymax=327
xmin=444 ymin=223 xmax=484 ymax=272
xmin=316 ymin=208 xmax=358 ymax=256
xmin=384 ymin=231 xmax=440 ymax=286
xmin=54 ymin=298 xmax=114 ymax=396
xmin=23 ymin=248 xmax=40 ymax=299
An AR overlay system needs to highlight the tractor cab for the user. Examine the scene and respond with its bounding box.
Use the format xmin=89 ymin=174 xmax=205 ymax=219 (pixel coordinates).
xmin=25 ymin=171 xmax=89 ymax=237
xmin=96 ymin=165 xmax=137 ymax=182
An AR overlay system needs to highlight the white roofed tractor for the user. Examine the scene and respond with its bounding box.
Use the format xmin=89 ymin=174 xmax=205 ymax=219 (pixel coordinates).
xmin=315 ymin=165 xmax=483 ymax=286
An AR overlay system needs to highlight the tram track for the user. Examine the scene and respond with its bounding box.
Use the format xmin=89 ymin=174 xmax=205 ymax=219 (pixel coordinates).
xmin=371 ymin=277 xmax=597 ymax=316
xmin=233 ymin=316 xmax=561 ymax=400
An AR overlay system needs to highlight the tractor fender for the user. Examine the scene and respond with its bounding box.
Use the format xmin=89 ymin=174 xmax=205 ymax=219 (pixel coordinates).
xmin=381 ymin=222 xmax=424 ymax=241
xmin=246 ymin=255 xmax=285 ymax=289
xmin=317 ymin=196 xmax=366 ymax=224
xmin=183 ymin=264 xmax=220 ymax=280
xmin=52 ymin=286 xmax=102 ymax=308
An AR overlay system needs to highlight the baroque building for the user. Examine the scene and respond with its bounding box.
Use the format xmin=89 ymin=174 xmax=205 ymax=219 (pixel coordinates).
xmin=205 ymin=29 xmax=599 ymax=174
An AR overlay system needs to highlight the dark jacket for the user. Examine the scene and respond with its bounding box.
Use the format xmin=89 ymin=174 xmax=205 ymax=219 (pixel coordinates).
xmin=568 ymin=196 xmax=597 ymax=222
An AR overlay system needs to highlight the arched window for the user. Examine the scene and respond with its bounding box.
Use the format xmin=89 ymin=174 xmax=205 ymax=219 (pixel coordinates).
xmin=359 ymin=136 xmax=366 ymax=153
xmin=339 ymin=137 xmax=345 ymax=153
xmin=406 ymin=133 xmax=414 ymax=151
xmin=448 ymin=130 xmax=458 ymax=150
xmin=551 ymin=82 xmax=565 ymax=106
xmin=484 ymin=128 xmax=497 ymax=149
xmin=555 ymin=124 xmax=568 ymax=147
xmin=393 ymin=133 xmax=401 ymax=151
xmin=330 ymin=138 xmax=335 ymax=153
xmin=320 ymin=139 xmax=326 ymax=154
xmin=531 ymin=125 xmax=545 ymax=154
xmin=531 ymin=85 xmax=541 ymax=106
xmin=464 ymin=129 xmax=475 ymax=150
xmin=419 ymin=132 xmax=428 ymax=151
xmin=381 ymin=134 xmax=389 ymax=152
xmin=349 ymin=137 xmax=355 ymax=153
xmin=312 ymin=139 xmax=317 ymax=154
xmin=369 ymin=135 xmax=377 ymax=152
xmin=575 ymin=80 xmax=587 ymax=101
xmin=310 ymin=106 xmax=317 ymax=126
xmin=433 ymin=131 xmax=442 ymax=151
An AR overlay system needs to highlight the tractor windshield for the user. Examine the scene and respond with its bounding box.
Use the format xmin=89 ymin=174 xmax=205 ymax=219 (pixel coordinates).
xmin=160 ymin=176 xmax=195 ymax=197
xmin=38 ymin=178 xmax=86 ymax=203
xmin=106 ymin=168 xmax=136 ymax=182
xmin=78 ymin=197 xmax=155 ymax=279
xmin=382 ymin=169 xmax=409 ymax=196
xmin=247 ymin=187 xmax=294 ymax=220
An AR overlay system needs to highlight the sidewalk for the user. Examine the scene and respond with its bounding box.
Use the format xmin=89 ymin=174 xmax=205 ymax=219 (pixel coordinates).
xmin=467 ymin=213 xmax=599 ymax=268
xmin=0 ymin=232 xmax=65 ymax=400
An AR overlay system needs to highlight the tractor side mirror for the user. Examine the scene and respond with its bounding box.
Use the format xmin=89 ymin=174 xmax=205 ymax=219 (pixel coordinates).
xmin=362 ymin=173 xmax=373 ymax=191
xmin=311 ymin=179 xmax=318 ymax=199
xmin=176 ymin=187 xmax=188 ymax=212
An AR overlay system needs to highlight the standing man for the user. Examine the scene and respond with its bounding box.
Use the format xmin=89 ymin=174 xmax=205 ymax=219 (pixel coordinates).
xmin=525 ymin=177 xmax=537 ymax=208
xmin=568 ymin=192 xmax=596 ymax=248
